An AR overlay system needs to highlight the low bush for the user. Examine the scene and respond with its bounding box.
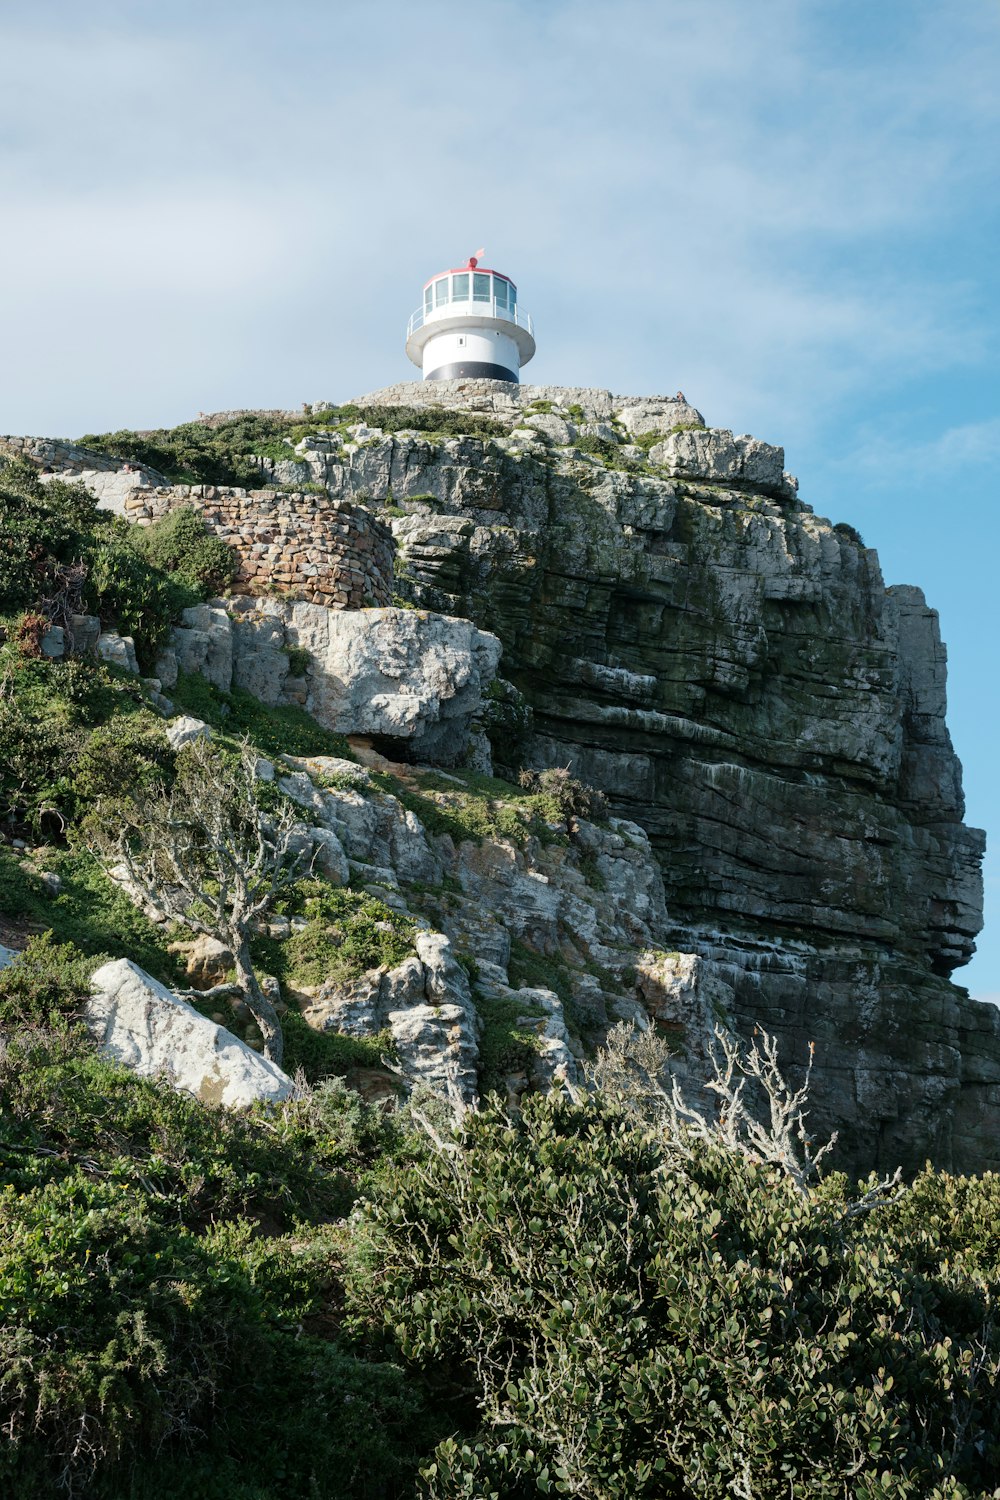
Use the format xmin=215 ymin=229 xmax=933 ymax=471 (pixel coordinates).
xmin=130 ymin=506 xmax=236 ymax=594
xmin=281 ymin=879 xmax=416 ymax=990
xmin=349 ymin=1089 xmax=1000 ymax=1499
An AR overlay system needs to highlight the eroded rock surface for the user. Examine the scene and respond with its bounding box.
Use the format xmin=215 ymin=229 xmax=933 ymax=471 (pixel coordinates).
xmin=168 ymin=598 xmax=500 ymax=766
xmin=278 ymin=380 xmax=994 ymax=1175
xmin=86 ymin=958 xmax=294 ymax=1107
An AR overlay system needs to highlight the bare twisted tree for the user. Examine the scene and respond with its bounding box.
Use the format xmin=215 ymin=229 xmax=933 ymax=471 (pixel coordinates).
xmin=85 ymin=735 xmax=313 ymax=1067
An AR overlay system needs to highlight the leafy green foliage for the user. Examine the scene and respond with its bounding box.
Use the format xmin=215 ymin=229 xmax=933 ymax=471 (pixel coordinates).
xmin=0 ymin=456 xmax=228 ymax=669
xmin=77 ymin=405 xmax=507 ymax=493
xmin=280 ymin=879 xmax=416 ymax=990
xmin=0 ymin=935 xmax=435 ymax=1496
xmin=77 ymin=414 xmax=297 ymax=489
xmin=129 ymin=506 xmax=236 ymax=593
xmin=475 ymin=992 xmax=546 ymax=1093
xmin=573 ymin=431 xmax=621 ymax=463
xmin=350 ymin=1093 xmax=1000 ymax=1499
xmin=0 ymin=459 xmax=97 ymax=615
xmin=0 ymin=649 xmax=168 ymax=835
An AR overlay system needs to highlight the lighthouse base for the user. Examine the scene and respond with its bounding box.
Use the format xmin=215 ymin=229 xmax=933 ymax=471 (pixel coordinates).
xmin=425 ymin=360 xmax=518 ymax=383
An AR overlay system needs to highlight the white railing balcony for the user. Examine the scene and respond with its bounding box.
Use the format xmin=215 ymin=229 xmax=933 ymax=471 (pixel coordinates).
xmin=407 ymin=299 xmax=534 ymax=339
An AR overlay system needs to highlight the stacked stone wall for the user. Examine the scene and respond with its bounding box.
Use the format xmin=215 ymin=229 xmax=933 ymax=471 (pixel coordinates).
xmin=0 ymin=434 xmax=127 ymax=473
xmin=123 ymin=485 xmax=395 ymax=610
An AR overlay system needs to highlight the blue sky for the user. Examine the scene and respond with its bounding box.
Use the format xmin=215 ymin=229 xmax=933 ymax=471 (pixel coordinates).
xmin=2 ymin=0 xmax=998 ymax=994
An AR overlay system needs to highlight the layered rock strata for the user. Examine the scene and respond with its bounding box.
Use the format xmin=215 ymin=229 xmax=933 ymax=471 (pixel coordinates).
xmin=273 ymin=380 xmax=994 ymax=1176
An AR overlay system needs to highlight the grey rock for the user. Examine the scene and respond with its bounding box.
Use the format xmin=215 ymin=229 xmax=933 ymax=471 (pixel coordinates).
xmin=647 ymin=428 xmax=786 ymax=492
xmin=165 ymin=715 xmax=211 ymax=750
xmin=41 ymin=625 xmax=64 ymax=658
xmin=86 ymin=959 xmax=294 ymax=1107
xmin=171 ymin=604 xmax=233 ymax=692
xmin=0 ymin=945 xmax=20 ymax=970
xmin=154 ymin=647 xmax=179 ymax=690
xmin=68 ymin=613 xmax=101 ymax=655
xmin=267 ymin=602 xmax=500 ymax=764
xmin=96 ymin=632 xmax=139 ymax=674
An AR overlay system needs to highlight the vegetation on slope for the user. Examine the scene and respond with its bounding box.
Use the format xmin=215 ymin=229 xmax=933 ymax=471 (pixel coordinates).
xmin=4 ymin=444 xmax=1000 ymax=1497
xmin=76 ymin=404 xmax=508 ymax=487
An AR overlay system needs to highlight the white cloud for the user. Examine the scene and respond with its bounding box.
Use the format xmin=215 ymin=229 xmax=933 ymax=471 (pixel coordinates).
xmin=0 ymin=0 xmax=997 ymax=440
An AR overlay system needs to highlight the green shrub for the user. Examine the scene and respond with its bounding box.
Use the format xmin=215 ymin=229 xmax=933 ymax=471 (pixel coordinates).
xmin=574 ymin=432 xmax=620 ymax=463
xmin=349 ymin=1092 xmax=1000 ymax=1498
xmin=475 ymin=991 xmax=546 ymax=1093
xmin=0 ymin=651 xmax=160 ymax=835
xmin=0 ymin=460 xmax=98 ymax=615
xmin=131 ymin=507 xmax=236 ymax=594
xmin=283 ymin=645 xmax=311 ymax=677
xmin=77 ymin=414 xmax=297 ymax=489
xmin=281 ymin=879 xmax=416 ymax=990
xmin=0 ymin=1168 xmax=432 ymax=1497
xmin=516 ymin=765 xmax=607 ymax=821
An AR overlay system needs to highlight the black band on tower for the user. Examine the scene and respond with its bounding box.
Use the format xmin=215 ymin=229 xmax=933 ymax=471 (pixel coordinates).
xmin=425 ymin=361 xmax=518 ymax=383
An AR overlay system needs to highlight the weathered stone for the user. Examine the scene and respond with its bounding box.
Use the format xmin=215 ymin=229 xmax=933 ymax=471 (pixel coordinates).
xmin=236 ymin=601 xmax=501 ymax=764
xmin=172 ymin=604 xmax=233 ymax=691
xmin=165 ymin=715 xmax=211 ymax=750
xmin=86 ymin=959 xmax=294 ymax=1107
xmin=41 ymin=625 xmax=64 ymax=658
xmin=68 ymin=613 xmax=101 ymax=655
xmin=168 ymin=934 xmax=234 ymax=989
xmin=647 ymin=428 xmax=785 ymax=492
xmin=334 ymin=381 xmax=992 ymax=1177
xmin=154 ymin=647 xmax=179 ymax=690
xmin=96 ymin=632 xmax=139 ymax=674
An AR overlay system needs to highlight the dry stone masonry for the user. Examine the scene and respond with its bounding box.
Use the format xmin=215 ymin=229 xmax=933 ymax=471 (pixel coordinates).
xmin=123 ymin=486 xmax=394 ymax=610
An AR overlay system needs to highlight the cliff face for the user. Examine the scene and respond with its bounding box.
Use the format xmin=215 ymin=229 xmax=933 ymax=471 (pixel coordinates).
xmin=270 ymin=379 xmax=994 ymax=1175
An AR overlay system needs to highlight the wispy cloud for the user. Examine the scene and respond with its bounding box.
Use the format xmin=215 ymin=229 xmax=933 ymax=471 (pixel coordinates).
xmin=0 ymin=0 xmax=997 ymax=441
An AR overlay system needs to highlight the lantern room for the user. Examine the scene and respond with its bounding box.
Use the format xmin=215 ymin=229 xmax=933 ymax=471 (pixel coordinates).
xmin=405 ymin=255 xmax=535 ymax=383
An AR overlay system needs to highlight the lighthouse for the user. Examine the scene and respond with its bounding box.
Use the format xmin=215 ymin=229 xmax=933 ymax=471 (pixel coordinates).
xmin=405 ymin=253 xmax=535 ymax=383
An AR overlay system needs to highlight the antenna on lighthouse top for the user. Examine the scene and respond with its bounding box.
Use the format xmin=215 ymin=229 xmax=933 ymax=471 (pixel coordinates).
xmin=468 ymin=247 xmax=485 ymax=267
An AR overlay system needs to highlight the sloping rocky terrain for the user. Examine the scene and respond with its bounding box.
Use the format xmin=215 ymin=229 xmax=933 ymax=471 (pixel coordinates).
xmin=256 ymin=379 xmax=995 ymax=1174
xmin=9 ymin=379 xmax=997 ymax=1175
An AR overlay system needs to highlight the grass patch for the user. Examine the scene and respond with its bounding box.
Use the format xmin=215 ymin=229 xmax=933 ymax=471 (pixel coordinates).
xmin=476 ymin=991 xmax=546 ymax=1094
xmin=170 ymin=671 xmax=350 ymax=760
xmin=370 ymin=767 xmax=571 ymax=849
xmin=0 ymin=843 xmax=183 ymax=985
xmin=279 ymin=880 xmax=416 ymax=990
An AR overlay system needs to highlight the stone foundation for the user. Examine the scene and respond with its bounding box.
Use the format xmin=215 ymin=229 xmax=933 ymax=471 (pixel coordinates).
xmin=123 ymin=486 xmax=394 ymax=610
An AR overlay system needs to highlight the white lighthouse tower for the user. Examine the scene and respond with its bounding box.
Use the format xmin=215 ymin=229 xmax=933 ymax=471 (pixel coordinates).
xmin=405 ymin=252 xmax=535 ymax=383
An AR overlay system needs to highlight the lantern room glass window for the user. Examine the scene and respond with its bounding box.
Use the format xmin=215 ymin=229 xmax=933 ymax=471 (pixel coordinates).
xmin=434 ymin=278 xmax=450 ymax=307
xmin=473 ymin=272 xmax=490 ymax=302
xmin=424 ymin=285 xmax=433 ymax=314
xmin=452 ymin=272 xmax=469 ymax=301
xmin=493 ymin=277 xmax=508 ymax=309
xmin=508 ymin=282 xmax=517 ymax=310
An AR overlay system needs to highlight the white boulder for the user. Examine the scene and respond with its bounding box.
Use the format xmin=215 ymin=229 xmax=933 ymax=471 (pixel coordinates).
xmin=165 ymin=715 xmax=212 ymax=750
xmin=86 ymin=958 xmax=294 ymax=1108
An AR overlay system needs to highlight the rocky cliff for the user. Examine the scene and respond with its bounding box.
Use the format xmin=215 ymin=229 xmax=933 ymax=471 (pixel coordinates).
xmin=15 ymin=380 xmax=998 ymax=1176
xmin=246 ymin=379 xmax=993 ymax=1175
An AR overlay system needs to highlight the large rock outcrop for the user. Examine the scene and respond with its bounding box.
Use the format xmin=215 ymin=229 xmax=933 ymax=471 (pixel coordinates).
xmin=162 ymin=597 xmax=501 ymax=766
xmin=22 ymin=380 xmax=998 ymax=1174
xmin=274 ymin=380 xmax=994 ymax=1176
